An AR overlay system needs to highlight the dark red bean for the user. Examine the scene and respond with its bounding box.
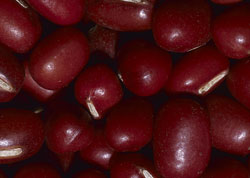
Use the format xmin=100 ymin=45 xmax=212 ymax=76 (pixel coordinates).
xmin=211 ymin=3 xmax=250 ymax=59
xmin=0 ymin=108 xmax=44 ymax=164
xmin=153 ymin=0 xmax=211 ymax=52
xmin=26 ymin=0 xmax=86 ymax=25
xmin=88 ymin=25 xmax=118 ymax=59
xmin=110 ymin=153 xmax=159 ymax=178
xmin=165 ymin=45 xmax=229 ymax=96
xmin=0 ymin=0 xmax=41 ymax=53
xmin=105 ymin=97 xmax=153 ymax=152
xmin=227 ymin=58 xmax=250 ymax=110
xmin=22 ymin=60 xmax=58 ymax=102
xmin=74 ymin=64 xmax=123 ymax=119
xmin=0 ymin=46 xmax=24 ymax=102
xmin=14 ymin=163 xmax=61 ymax=178
xmin=118 ymin=39 xmax=172 ymax=96
xmin=87 ymin=0 xmax=155 ymax=31
xmin=80 ymin=126 xmax=115 ymax=169
xmin=205 ymin=95 xmax=250 ymax=155
xmin=201 ymin=157 xmax=249 ymax=178
xmin=211 ymin=0 xmax=242 ymax=4
xmin=73 ymin=169 xmax=107 ymax=178
xmin=56 ymin=152 xmax=75 ymax=172
xmin=154 ymin=98 xmax=211 ymax=178
xmin=45 ymin=104 xmax=94 ymax=154
xmin=29 ymin=27 xmax=90 ymax=90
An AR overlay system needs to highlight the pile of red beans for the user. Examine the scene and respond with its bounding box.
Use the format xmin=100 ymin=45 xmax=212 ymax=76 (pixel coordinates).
xmin=0 ymin=0 xmax=249 ymax=177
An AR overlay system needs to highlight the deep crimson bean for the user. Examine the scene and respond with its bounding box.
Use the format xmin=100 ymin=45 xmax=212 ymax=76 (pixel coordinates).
xmin=0 ymin=170 xmax=6 ymax=178
xmin=153 ymin=0 xmax=211 ymax=53
xmin=14 ymin=163 xmax=61 ymax=178
xmin=56 ymin=152 xmax=75 ymax=172
xmin=0 ymin=0 xmax=41 ymax=53
xmin=110 ymin=153 xmax=159 ymax=178
xmin=154 ymin=98 xmax=211 ymax=178
xmin=74 ymin=64 xmax=123 ymax=119
xmin=80 ymin=127 xmax=115 ymax=169
xmin=0 ymin=108 xmax=44 ymax=164
xmin=211 ymin=0 xmax=242 ymax=4
xmin=201 ymin=157 xmax=249 ymax=178
xmin=205 ymin=95 xmax=250 ymax=155
xmin=211 ymin=3 xmax=250 ymax=59
xmin=87 ymin=0 xmax=155 ymax=31
xmin=45 ymin=104 xmax=94 ymax=154
xmin=227 ymin=58 xmax=250 ymax=110
xmin=105 ymin=97 xmax=153 ymax=152
xmin=88 ymin=25 xmax=118 ymax=59
xmin=165 ymin=45 xmax=229 ymax=96
xmin=26 ymin=0 xmax=86 ymax=25
xmin=0 ymin=46 xmax=24 ymax=102
xmin=22 ymin=60 xmax=58 ymax=102
xmin=73 ymin=169 xmax=107 ymax=178
xmin=29 ymin=27 xmax=90 ymax=90
xmin=118 ymin=39 xmax=172 ymax=96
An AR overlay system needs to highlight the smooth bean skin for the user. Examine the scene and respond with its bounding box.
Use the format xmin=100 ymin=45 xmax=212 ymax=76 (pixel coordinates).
xmin=74 ymin=64 xmax=123 ymax=120
xmin=227 ymin=58 xmax=250 ymax=110
xmin=0 ymin=0 xmax=41 ymax=53
xmin=73 ymin=169 xmax=107 ymax=178
xmin=26 ymin=0 xmax=86 ymax=25
xmin=0 ymin=46 xmax=24 ymax=102
xmin=110 ymin=153 xmax=159 ymax=178
xmin=29 ymin=27 xmax=90 ymax=90
xmin=154 ymin=98 xmax=211 ymax=178
xmin=153 ymin=0 xmax=211 ymax=52
xmin=80 ymin=127 xmax=115 ymax=169
xmin=118 ymin=39 xmax=172 ymax=96
xmin=14 ymin=163 xmax=61 ymax=178
xmin=201 ymin=157 xmax=249 ymax=178
xmin=22 ymin=60 xmax=57 ymax=102
xmin=88 ymin=25 xmax=118 ymax=59
xmin=0 ymin=108 xmax=44 ymax=164
xmin=105 ymin=98 xmax=154 ymax=152
xmin=165 ymin=45 xmax=229 ymax=96
xmin=45 ymin=104 xmax=94 ymax=154
xmin=211 ymin=3 xmax=250 ymax=59
xmin=205 ymin=95 xmax=250 ymax=155
xmin=87 ymin=0 xmax=155 ymax=31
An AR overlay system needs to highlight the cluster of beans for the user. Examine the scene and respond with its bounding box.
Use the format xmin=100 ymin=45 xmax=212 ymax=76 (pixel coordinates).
xmin=0 ymin=0 xmax=249 ymax=177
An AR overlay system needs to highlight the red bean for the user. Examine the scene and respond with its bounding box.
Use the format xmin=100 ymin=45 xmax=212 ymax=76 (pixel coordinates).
xmin=105 ymin=97 xmax=153 ymax=152
xmin=0 ymin=108 xmax=44 ymax=164
xmin=73 ymin=169 xmax=107 ymax=178
xmin=153 ymin=0 xmax=211 ymax=52
xmin=80 ymin=126 xmax=115 ymax=169
xmin=74 ymin=64 xmax=123 ymax=119
xmin=29 ymin=27 xmax=89 ymax=90
xmin=87 ymin=0 xmax=155 ymax=31
xmin=88 ymin=25 xmax=118 ymax=59
xmin=0 ymin=0 xmax=41 ymax=53
xmin=22 ymin=60 xmax=58 ymax=102
xmin=165 ymin=45 xmax=229 ymax=96
xmin=201 ymin=157 xmax=249 ymax=178
xmin=45 ymin=104 xmax=94 ymax=154
xmin=110 ymin=153 xmax=159 ymax=178
xmin=0 ymin=46 xmax=24 ymax=102
xmin=154 ymin=98 xmax=211 ymax=178
xmin=227 ymin=58 xmax=250 ymax=110
xmin=118 ymin=39 xmax=172 ymax=96
xmin=211 ymin=3 xmax=250 ymax=59
xmin=205 ymin=95 xmax=250 ymax=155
xmin=14 ymin=163 xmax=61 ymax=178
xmin=26 ymin=0 xmax=86 ymax=25
xmin=211 ymin=0 xmax=242 ymax=4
